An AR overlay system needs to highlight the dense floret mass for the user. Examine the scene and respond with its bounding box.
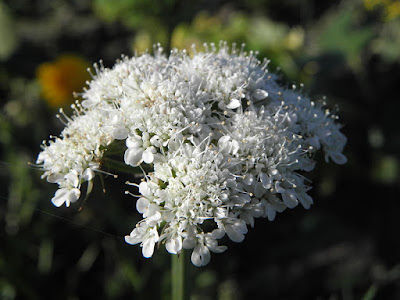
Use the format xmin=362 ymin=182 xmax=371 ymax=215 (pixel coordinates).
xmin=37 ymin=42 xmax=347 ymax=266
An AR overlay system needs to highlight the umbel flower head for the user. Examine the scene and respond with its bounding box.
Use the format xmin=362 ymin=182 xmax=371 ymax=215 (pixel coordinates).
xmin=36 ymin=42 xmax=347 ymax=267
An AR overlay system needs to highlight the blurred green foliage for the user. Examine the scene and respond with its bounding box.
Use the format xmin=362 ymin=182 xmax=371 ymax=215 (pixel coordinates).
xmin=1 ymin=0 xmax=400 ymax=299
xmin=314 ymin=7 xmax=374 ymax=70
xmin=93 ymin=0 xmax=171 ymax=46
xmin=0 ymin=1 xmax=18 ymax=61
xmin=169 ymin=11 xmax=305 ymax=79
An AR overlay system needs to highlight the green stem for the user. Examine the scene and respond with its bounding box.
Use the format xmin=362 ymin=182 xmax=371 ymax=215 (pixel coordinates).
xmin=102 ymin=157 xmax=138 ymax=174
xmin=171 ymin=252 xmax=184 ymax=300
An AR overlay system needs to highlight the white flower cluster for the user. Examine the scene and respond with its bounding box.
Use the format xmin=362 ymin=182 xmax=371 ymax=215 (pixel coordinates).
xmin=37 ymin=42 xmax=347 ymax=266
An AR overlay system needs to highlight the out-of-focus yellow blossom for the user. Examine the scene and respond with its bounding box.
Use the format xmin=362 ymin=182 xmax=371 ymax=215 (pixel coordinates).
xmin=386 ymin=2 xmax=400 ymax=20
xmin=131 ymin=27 xmax=168 ymax=55
xmin=364 ymin=0 xmax=400 ymax=20
xmin=36 ymin=55 xmax=90 ymax=108
xmin=192 ymin=12 xmax=222 ymax=34
xmin=283 ymin=27 xmax=304 ymax=51
xmin=171 ymin=25 xmax=201 ymax=54
xmin=364 ymin=0 xmax=382 ymax=10
xmin=132 ymin=31 xmax=153 ymax=54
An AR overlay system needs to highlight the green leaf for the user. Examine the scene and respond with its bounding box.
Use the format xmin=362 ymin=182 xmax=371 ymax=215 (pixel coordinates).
xmin=317 ymin=8 xmax=374 ymax=68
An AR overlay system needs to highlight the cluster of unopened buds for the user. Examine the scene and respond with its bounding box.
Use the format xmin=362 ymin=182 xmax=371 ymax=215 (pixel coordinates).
xmin=36 ymin=42 xmax=347 ymax=266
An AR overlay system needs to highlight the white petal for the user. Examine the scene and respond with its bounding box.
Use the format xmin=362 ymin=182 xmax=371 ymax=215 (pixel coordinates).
xmin=81 ymin=99 xmax=98 ymax=108
xmin=145 ymin=210 xmax=161 ymax=226
xmin=241 ymin=212 xmax=255 ymax=227
xmin=47 ymin=173 xmax=64 ymax=183
xmin=142 ymin=149 xmax=154 ymax=164
xmin=205 ymin=237 xmax=227 ymax=253
xmin=51 ymin=189 xmax=68 ymax=207
xmin=124 ymin=226 xmax=146 ymax=245
xmin=260 ymin=172 xmax=272 ymax=189
xmin=253 ymin=182 xmax=265 ymax=198
xmin=300 ymin=159 xmax=316 ymax=172
xmin=210 ymin=245 xmax=227 ymax=254
xmin=218 ymin=135 xmax=230 ymax=148
xmin=231 ymin=140 xmax=240 ymax=155
xmin=226 ymin=99 xmax=241 ymax=109
xmin=166 ymin=235 xmax=183 ymax=254
xmin=112 ymin=127 xmax=129 ymax=140
xmin=124 ymin=235 xmax=142 ymax=245
xmin=238 ymin=193 xmax=251 ymax=204
xmin=266 ymin=203 xmax=276 ymax=221
xmin=306 ymin=136 xmax=321 ymax=149
xmin=272 ymin=201 xmax=287 ymax=213
xmin=219 ymin=193 xmax=229 ymax=202
xmin=142 ymin=238 xmax=156 ymax=258
xmin=139 ymin=181 xmax=152 ymax=198
xmin=330 ymin=152 xmax=347 ymax=165
xmin=225 ymin=222 xmax=246 ymax=243
xmin=36 ymin=152 xmax=48 ymax=164
xmin=299 ymin=193 xmax=313 ymax=209
xmin=253 ymin=89 xmax=268 ymax=100
xmin=191 ymin=244 xmax=210 ymax=267
xmin=64 ymin=171 xmax=79 ymax=187
xmin=282 ymin=189 xmax=299 ymax=209
xmin=182 ymin=236 xmax=197 ymax=249
xmin=274 ymin=181 xmax=285 ymax=193
xmin=68 ymin=188 xmax=81 ymax=204
xmin=211 ymin=228 xmax=225 ymax=239
xmin=136 ymin=197 xmax=149 ymax=214
xmin=242 ymin=173 xmax=254 ymax=185
xmin=126 ymin=136 xmax=142 ymax=148
xmin=124 ymin=147 xmax=144 ymax=166
xmin=82 ymin=168 xmax=95 ymax=181
xmin=249 ymin=201 xmax=264 ymax=218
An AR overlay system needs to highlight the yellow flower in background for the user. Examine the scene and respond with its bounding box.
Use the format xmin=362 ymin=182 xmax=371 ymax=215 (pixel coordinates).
xmin=364 ymin=0 xmax=400 ymax=20
xmin=283 ymin=27 xmax=304 ymax=51
xmin=364 ymin=0 xmax=382 ymax=10
xmin=192 ymin=12 xmax=222 ymax=33
xmin=386 ymin=1 xmax=400 ymax=20
xmin=131 ymin=27 xmax=168 ymax=55
xmin=36 ymin=55 xmax=90 ymax=108
xmin=132 ymin=30 xmax=153 ymax=54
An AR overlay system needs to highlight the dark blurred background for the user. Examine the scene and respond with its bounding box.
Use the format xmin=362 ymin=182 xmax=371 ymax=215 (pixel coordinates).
xmin=1 ymin=0 xmax=400 ymax=299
